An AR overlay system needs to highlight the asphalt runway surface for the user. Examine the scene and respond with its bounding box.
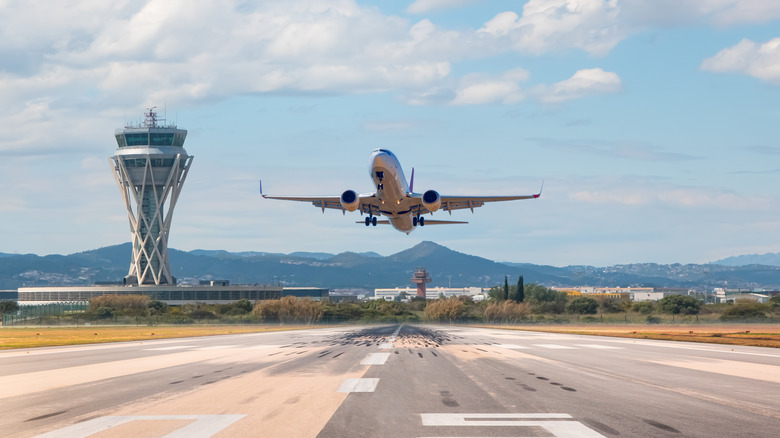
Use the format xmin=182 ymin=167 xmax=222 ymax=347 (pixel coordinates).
xmin=1 ymin=324 xmax=778 ymax=437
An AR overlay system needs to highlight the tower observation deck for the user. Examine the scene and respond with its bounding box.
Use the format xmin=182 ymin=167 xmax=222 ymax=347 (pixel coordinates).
xmin=110 ymin=108 xmax=193 ymax=285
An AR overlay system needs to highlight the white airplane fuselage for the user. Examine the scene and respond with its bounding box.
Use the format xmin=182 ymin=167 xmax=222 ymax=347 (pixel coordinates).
xmin=369 ymin=149 xmax=415 ymax=233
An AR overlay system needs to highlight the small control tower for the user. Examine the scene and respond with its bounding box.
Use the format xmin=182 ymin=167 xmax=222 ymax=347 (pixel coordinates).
xmin=411 ymin=267 xmax=432 ymax=298
xmin=110 ymin=108 xmax=193 ymax=285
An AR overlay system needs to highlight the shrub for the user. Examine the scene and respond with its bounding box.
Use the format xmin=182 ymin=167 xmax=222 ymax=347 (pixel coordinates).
xmin=565 ymin=297 xmax=598 ymax=314
xmin=632 ymin=301 xmax=655 ymax=314
xmin=0 ymin=301 xmax=20 ymax=314
xmin=658 ymin=295 xmax=700 ymax=315
xmin=483 ymin=300 xmax=529 ymax=323
xmin=720 ymin=303 xmax=768 ymax=321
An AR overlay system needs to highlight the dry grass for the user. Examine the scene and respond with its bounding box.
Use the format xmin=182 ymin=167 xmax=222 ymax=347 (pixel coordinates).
xmin=474 ymin=324 xmax=780 ymax=348
xmin=0 ymin=325 xmax=316 ymax=350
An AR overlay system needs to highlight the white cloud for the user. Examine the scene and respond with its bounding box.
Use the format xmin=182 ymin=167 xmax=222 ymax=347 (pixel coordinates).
xmin=701 ymin=38 xmax=780 ymax=84
xmin=450 ymin=68 xmax=529 ymax=106
xmin=407 ymin=0 xmax=475 ymax=14
xmin=479 ymin=0 xmax=626 ymax=56
xmin=533 ymin=68 xmax=621 ymax=103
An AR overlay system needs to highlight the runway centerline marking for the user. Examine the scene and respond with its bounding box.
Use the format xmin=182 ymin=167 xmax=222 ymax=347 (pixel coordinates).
xmin=338 ymin=378 xmax=379 ymax=393
xmin=496 ymin=344 xmax=529 ymax=349
xmin=379 ymin=342 xmax=394 ymax=349
xmin=33 ymin=414 xmax=246 ymax=438
xmin=420 ymin=413 xmax=606 ymax=437
xmin=361 ymin=353 xmax=391 ymax=365
xmin=146 ymin=346 xmax=191 ymax=351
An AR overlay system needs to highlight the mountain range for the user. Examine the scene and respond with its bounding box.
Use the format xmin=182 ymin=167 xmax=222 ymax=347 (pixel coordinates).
xmin=2 ymin=242 xmax=780 ymax=291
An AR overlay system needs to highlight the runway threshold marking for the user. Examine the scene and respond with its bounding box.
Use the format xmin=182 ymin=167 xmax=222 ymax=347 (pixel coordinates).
xmin=361 ymin=353 xmax=391 ymax=365
xmin=420 ymin=413 xmax=605 ymax=437
xmin=33 ymin=414 xmax=246 ymax=438
xmin=337 ymin=378 xmax=380 ymax=393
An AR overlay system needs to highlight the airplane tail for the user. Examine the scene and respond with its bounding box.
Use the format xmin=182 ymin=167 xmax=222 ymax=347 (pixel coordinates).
xmin=409 ymin=167 xmax=414 ymax=192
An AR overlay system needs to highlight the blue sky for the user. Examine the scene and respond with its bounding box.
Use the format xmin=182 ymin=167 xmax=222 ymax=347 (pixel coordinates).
xmin=1 ymin=0 xmax=780 ymax=266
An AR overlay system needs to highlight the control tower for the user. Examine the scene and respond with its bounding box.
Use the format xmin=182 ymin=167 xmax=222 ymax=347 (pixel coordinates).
xmin=110 ymin=108 xmax=193 ymax=285
xmin=411 ymin=267 xmax=432 ymax=298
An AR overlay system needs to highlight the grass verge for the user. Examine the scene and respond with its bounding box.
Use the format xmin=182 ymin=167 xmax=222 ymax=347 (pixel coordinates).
xmin=0 ymin=325 xmax=316 ymax=350
xmin=472 ymin=324 xmax=780 ymax=348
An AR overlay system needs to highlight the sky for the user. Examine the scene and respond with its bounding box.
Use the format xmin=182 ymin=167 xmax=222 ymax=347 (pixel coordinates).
xmin=1 ymin=0 xmax=780 ymax=267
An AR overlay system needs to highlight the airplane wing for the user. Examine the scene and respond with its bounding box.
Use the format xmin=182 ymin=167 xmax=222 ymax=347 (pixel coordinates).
xmin=412 ymin=184 xmax=543 ymax=214
xmin=260 ymin=181 xmax=380 ymax=215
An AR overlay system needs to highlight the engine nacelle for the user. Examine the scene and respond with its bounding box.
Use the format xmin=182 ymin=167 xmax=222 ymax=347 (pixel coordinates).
xmin=422 ymin=189 xmax=441 ymax=212
xmin=340 ymin=190 xmax=359 ymax=212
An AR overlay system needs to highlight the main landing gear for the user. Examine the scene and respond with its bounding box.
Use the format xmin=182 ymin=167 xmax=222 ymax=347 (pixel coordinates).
xmin=413 ymin=216 xmax=425 ymax=227
xmin=365 ymin=216 xmax=377 ymax=226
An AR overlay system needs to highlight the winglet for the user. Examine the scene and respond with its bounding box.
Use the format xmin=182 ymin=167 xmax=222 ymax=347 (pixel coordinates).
xmin=409 ymin=167 xmax=415 ymax=193
xmin=259 ymin=180 xmax=267 ymax=198
xmin=533 ymin=180 xmax=544 ymax=198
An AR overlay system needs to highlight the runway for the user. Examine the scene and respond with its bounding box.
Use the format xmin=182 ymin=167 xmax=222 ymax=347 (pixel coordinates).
xmin=1 ymin=325 xmax=778 ymax=437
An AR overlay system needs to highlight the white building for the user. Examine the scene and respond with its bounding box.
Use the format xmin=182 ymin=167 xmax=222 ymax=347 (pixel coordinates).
xmin=374 ymin=287 xmax=484 ymax=301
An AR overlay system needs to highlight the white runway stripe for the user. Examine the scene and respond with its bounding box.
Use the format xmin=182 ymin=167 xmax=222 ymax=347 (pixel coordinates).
xmin=496 ymin=344 xmax=529 ymax=349
xmin=194 ymin=345 xmax=238 ymax=350
xmin=577 ymin=344 xmax=621 ymax=349
xmin=146 ymin=346 xmax=190 ymax=351
xmin=338 ymin=378 xmax=379 ymax=393
xmin=533 ymin=344 xmax=576 ymax=349
xmin=379 ymin=342 xmax=394 ymax=349
xmin=361 ymin=353 xmax=391 ymax=365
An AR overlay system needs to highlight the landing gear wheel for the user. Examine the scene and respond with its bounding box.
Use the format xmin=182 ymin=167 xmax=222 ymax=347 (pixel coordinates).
xmin=372 ymin=216 xmax=378 ymax=226
xmin=413 ymin=216 xmax=418 ymax=226
xmin=365 ymin=217 xmax=370 ymax=226
xmin=419 ymin=217 xmax=425 ymax=226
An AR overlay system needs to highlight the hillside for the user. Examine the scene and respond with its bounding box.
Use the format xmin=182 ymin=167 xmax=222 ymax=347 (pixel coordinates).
xmin=2 ymin=242 xmax=780 ymax=290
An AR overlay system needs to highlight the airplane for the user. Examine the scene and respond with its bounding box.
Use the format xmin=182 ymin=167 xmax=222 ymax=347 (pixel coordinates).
xmin=260 ymin=148 xmax=541 ymax=234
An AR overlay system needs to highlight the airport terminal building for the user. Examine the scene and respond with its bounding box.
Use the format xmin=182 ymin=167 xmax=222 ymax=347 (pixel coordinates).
xmin=17 ymin=284 xmax=328 ymax=305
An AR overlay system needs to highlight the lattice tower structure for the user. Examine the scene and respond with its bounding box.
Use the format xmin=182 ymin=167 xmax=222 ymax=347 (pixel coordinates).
xmin=110 ymin=108 xmax=193 ymax=285
xmin=411 ymin=267 xmax=432 ymax=298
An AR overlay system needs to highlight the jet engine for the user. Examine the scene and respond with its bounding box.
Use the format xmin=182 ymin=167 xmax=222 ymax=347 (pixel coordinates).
xmin=340 ymin=190 xmax=359 ymax=211
xmin=422 ymin=189 xmax=441 ymax=212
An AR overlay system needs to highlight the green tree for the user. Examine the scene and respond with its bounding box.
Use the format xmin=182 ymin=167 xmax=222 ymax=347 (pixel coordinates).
xmin=516 ymin=276 xmax=524 ymax=303
xmin=488 ymin=286 xmax=505 ymax=301
xmin=565 ymin=297 xmax=598 ymax=314
xmin=0 ymin=301 xmax=19 ymax=314
xmin=503 ymin=276 xmax=509 ymax=301
xmin=658 ymin=295 xmax=701 ymax=315
xmin=525 ymin=284 xmax=567 ymax=314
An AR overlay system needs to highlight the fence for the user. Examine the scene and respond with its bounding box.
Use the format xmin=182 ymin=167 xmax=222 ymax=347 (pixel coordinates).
xmin=2 ymin=302 xmax=88 ymax=325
